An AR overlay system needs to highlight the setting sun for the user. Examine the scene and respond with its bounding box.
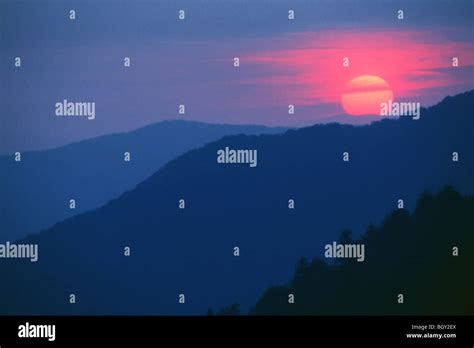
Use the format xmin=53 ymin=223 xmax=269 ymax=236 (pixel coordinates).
xmin=341 ymin=75 xmax=394 ymax=116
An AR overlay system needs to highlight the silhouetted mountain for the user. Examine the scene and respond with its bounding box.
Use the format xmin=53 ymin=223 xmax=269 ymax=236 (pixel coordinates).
xmin=248 ymin=186 xmax=474 ymax=315
xmin=318 ymin=114 xmax=381 ymax=125
xmin=0 ymin=120 xmax=286 ymax=242
xmin=0 ymin=91 xmax=472 ymax=315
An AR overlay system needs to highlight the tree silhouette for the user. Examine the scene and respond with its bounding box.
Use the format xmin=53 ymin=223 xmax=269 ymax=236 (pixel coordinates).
xmin=248 ymin=187 xmax=474 ymax=315
xmin=217 ymin=303 xmax=240 ymax=316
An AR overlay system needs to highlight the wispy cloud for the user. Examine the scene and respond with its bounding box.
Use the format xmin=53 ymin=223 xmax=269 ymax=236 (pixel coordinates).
xmin=233 ymin=28 xmax=474 ymax=106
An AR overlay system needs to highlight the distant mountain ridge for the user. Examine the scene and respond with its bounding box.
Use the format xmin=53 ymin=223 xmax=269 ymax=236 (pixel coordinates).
xmin=0 ymin=90 xmax=472 ymax=315
xmin=0 ymin=120 xmax=287 ymax=242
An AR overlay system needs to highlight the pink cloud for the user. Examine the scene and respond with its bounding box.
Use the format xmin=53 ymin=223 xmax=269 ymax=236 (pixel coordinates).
xmin=236 ymin=28 xmax=474 ymax=107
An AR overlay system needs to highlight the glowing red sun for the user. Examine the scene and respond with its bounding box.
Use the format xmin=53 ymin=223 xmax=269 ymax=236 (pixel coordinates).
xmin=341 ymin=75 xmax=394 ymax=116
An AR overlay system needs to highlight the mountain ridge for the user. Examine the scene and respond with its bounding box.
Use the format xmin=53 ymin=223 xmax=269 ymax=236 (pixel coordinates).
xmin=0 ymin=120 xmax=287 ymax=242
xmin=1 ymin=90 xmax=472 ymax=315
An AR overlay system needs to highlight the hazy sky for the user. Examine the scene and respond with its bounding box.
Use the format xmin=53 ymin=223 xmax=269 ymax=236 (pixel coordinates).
xmin=1 ymin=0 xmax=473 ymax=153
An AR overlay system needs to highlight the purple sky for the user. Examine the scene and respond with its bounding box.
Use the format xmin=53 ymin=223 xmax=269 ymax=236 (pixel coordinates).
xmin=1 ymin=0 xmax=473 ymax=153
